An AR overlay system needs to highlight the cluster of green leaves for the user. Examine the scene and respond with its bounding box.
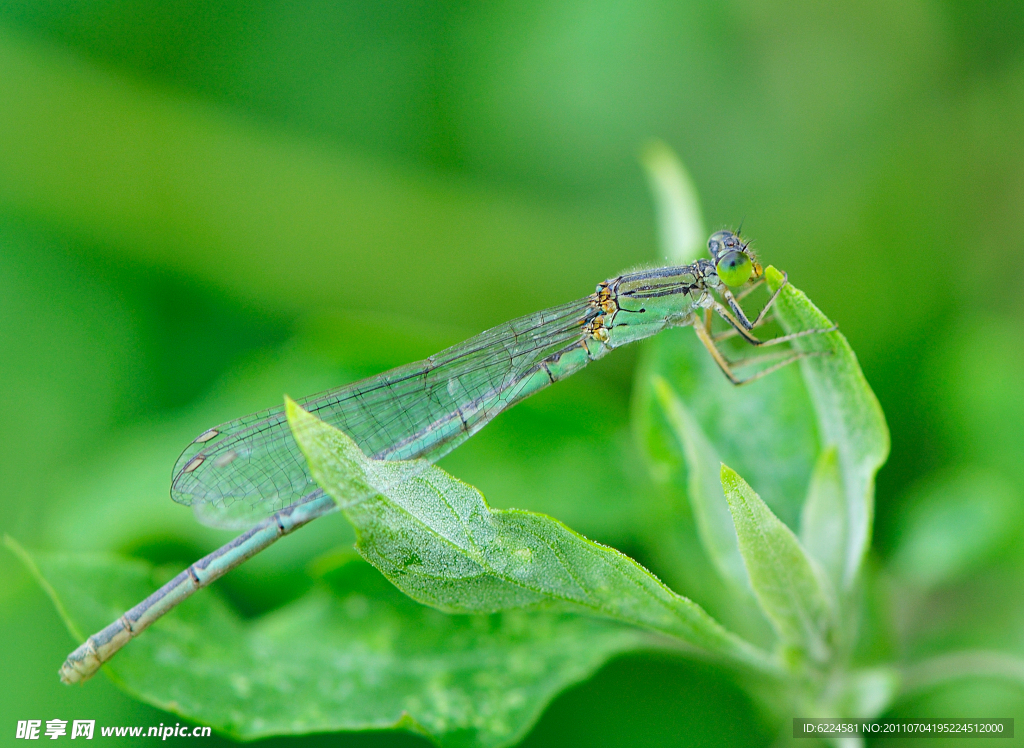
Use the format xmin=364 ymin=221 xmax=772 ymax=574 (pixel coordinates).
xmin=7 ymin=265 xmax=875 ymax=742
xmin=3 ymin=2 xmax=1024 ymax=743
xmin=8 ymin=268 xmax=849 ymax=746
xmin=12 ymin=151 xmax=1024 ymax=748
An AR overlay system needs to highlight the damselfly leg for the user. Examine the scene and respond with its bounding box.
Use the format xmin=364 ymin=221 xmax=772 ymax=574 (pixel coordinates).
xmin=695 ymin=273 xmax=835 ymax=386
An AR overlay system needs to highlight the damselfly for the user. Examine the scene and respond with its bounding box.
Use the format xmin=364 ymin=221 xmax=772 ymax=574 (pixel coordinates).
xmin=60 ymin=230 xmax=831 ymax=683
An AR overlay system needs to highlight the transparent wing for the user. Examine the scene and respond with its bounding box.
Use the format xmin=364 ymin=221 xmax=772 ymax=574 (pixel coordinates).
xmin=171 ymin=298 xmax=591 ymax=528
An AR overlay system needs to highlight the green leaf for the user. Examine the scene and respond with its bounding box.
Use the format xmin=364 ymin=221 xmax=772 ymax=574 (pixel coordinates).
xmin=634 ymin=324 xmax=820 ymax=535
xmin=640 ymin=140 xmax=706 ymax=263
xmin=438 ymin=369 xmax=659 ymax=550
xmin=799 ymin=446 xmax=846 ymax=590
xmin=764 ymin=267 xmax=889 ymax=589
xmin=631 ymin=325 xmax=817 ymax=646
xmin=8 ymin=537 xmax=646 ymax=748
xmin=721 ymin=465 xmax=836 ymax=663
xmin=286 ymin=398 xmax=778 ymax=674
xmin=652 ymin=377 xmax=751 ymax=595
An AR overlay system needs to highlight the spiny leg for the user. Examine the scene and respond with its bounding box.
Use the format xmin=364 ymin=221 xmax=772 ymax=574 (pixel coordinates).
xmin=731 ymin=350 xmax=828 ymax=386
xmin=719 ymin=271 xmax=790 ymax=331
xmin=711 ymin=313 xmax=776 ymax=343
xmin=729 ymin=348 xmax=807 ymax=369
xmin=746 ymin=273 xmax=787 ymax=327
xmin=694 ymin=271 xmax=835 ymax=384
xmin=719 ymin=286 xmax=756 ymax=330
xmin=705 ymin=273 xmax=786 ymax=343
xmin=707 ymin=283 xmax=775 ymax=343
xmin=693 ymin=322 xmax=827 ymax=386
xmin=694 ymin=318 xmax=744 ymax=385
xmin=711 ymin=300 xmax=836 ymax=347
xmin=696 ymin=295 xmax=832 ymax=385
xmin=704 ymin=307 xmax=740 ymax=345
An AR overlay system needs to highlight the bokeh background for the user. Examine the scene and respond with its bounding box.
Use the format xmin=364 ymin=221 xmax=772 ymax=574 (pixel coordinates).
xmin=3 ymin=1 xmax=1024 ymax=745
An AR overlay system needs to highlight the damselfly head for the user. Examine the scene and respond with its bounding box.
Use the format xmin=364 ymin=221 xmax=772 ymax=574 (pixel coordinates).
xmin=707 ymin=230 xmax=762 ymax=287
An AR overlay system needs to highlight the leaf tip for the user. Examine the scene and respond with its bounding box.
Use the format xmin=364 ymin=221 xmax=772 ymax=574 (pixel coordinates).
xmin=719 ymin=464 xmax=752 ymax=514
xmin=284 ymin=395 xmax=318 ymax=448
xmin=764 ymin=265 xmax=786 ymax=292
xmin=719 ymin=463 xmax=741 ymax=491
xmin=639 ymin=138 xmax=673 ymax=168
xmin=284 ymin=395 xmax=329 ymax=469
xmin=283 ymin=393 xmax=301 ymax=421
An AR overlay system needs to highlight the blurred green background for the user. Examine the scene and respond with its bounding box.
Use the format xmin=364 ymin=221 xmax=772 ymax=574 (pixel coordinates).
xmin=2 ymin=0 xmax=1023 ymax=744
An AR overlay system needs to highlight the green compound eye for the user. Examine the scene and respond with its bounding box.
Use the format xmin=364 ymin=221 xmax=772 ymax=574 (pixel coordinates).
xmin=716 ymin=251 xmax=753 ymax=287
